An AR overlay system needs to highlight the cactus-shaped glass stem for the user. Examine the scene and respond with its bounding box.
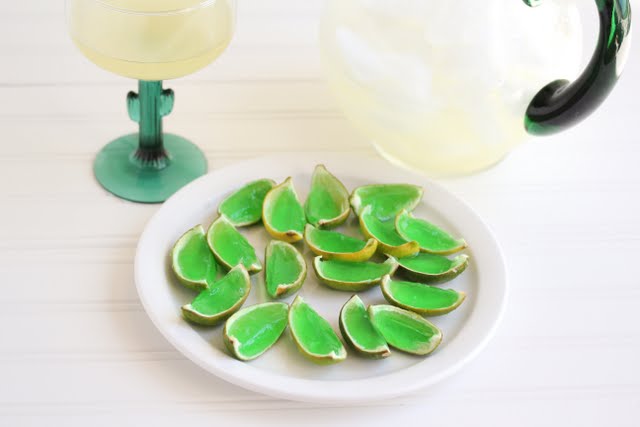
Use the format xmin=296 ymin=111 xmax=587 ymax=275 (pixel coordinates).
xmin=127 ymin=81 xmax=175 ymax=169
xmin=93 ymin=80 xmax=207 ymax=203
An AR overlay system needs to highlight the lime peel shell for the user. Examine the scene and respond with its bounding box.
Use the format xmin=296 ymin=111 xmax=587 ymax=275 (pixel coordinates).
xmin=359 ymin=205 xmax=420 ymax=258
xmin=397 ymin=253 xmax=469 ymax=284
xmin=304 ymin=224 xmax=377 ymax=262
xmin=262 ymin=177 xmax=306 ymax=243
xmin=181 ymin=265 xmax=251 ymax=326
xmin=265 ymin=240 xmax=307 ymax=299
xmin=223 ymin=302 xmax=288 ymax=361
xmin=218 ymin=178 xmax=276 ymax=227
xmin=171 ymin=224 xmax=218 ymax=291
xmin=339 ymin=295 xmax=390 ymax=358
xmin=368 ymin=304 xmax=443 ymax=356
xmin=288 ymin=296 xmax=347 ymax=365
xmin=395 ymin=210 xmax=467 ymax=255
xmin=304 ymin=164 xmax=351 ymax=228
xmin=380 ymin=275 xmax=466 ymax=316
xmin=206 ymin=216 xmax=262 ymax=274
xmin=313 ymin=256 xmax=399 ymax=292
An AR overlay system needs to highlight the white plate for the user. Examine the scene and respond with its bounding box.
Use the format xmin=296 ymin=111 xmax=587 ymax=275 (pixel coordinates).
xmin=135 ymin=153 xmax=507 ymax=404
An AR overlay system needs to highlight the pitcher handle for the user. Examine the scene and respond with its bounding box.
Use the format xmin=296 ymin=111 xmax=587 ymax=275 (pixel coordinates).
xmin=524 ymin=0 xmax=631 ymax=136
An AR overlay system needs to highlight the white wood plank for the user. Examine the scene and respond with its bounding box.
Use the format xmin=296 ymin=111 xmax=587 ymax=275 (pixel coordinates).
xmin=2 ymin=399 xmax=639 ymax=427
xmin=0 ymin=81 xmax=337 ymax=117
xmin=0 ymin=47 xmax=324 ymax=85
xmin=0 ymin=340 xmax=638 ymax=423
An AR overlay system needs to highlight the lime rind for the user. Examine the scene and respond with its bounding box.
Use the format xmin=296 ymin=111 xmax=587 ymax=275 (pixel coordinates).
xmin=313 ymin=256 xmax=398 ymax=292
xmin=218 ymin=179 xmax=276 ymax=227
xmin=368 ymin=304 xmax=443 ymax=356
xmin=206 ymin=216 xmax=262 ymax=274
xmin=181 ymin=265 xmax=251 ymax=326
xmin=350 ymin=184 xmax=423 ymax=221
xmin=304 ymin=224 xmax=377 ymax=262
xmin=263 ymin=177 xmax=306 ymax=243
xmin=171 ymin=225 xmax=218 ymax=291
xmin=304 ymin=164 xmax=350 ymax=229
xmin=265 ymin=240 xmax=307 ymax=299
xmin=380 ymin=275 xmax=466 ymax=316
xmin=288 ymin=296 xmax=347 ymax=365
xmin=397 ymin=253 xmax=469 ymax=284
xmin=395 ymin=210 xmax=467 ymax=255
xmin=223 ymin=302 xmax=288 ymax=361
xmin=359 ymin=205 xmax=420 ymax=258
xmin=339 ymin=295 xmax=390 ymax=359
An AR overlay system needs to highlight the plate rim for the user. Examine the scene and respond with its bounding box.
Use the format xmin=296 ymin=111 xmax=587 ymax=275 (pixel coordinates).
xmin=135 ymin=153 xmax=508 ymax=403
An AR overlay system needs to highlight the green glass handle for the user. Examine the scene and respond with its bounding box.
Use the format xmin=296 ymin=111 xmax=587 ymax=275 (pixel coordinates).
xmin=524 ymin=0 xmax=631 ymax=136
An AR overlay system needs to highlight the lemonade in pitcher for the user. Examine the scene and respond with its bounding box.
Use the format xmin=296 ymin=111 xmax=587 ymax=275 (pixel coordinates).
xmin=320 ymin=0 xmax=631 ymax=176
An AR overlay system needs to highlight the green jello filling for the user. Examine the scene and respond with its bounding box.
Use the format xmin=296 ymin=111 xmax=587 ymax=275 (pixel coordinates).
xmin=305 ymin=165 xmax=349 ymax=227
xmin=290 ymin=299 xmax=343 ymax=356
xmin=226 ymin=303 xmax=288 ymax=359
xmin=306 ymin=187 xmax=343 ymax=225
xmin=208 ymin=218 xmax=260 ymax=270
xmin=190 ymin=270 xmax=249 ymax=315
xmin=397 ymin=253 xmax=458 ymax=274
xmin=388 ymin=280 xmax=460 ymax=309
xmin=342 ymin=297 xmax=387 ymax=350
xmin=218 ymin=179 xmax=274 ymax=226
xmin=175 ymin=227 xmax=217 ymax=284
xmin=268 ymin=182 xmax=305 ymax=233
xmin=396 ymin=211 xmax=464 ymax=253
xmin=318 ymin=259 xmax=393 ymax=282
xmin=362 ymin=212 xmax=407 ymax=246
xmin=352 ymin=184 xmax=422 ymax=220
xmin=370 ymin=307 xmax=440 ymax=353
xmin=266 ymin=242 xmax=304 ymax=296
xmin=308 ymin=228 xmax=367 ymax=253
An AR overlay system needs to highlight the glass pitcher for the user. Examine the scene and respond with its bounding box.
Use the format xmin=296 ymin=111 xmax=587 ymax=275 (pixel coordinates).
xmin=320 ymin=0 xmax=631 ymax=176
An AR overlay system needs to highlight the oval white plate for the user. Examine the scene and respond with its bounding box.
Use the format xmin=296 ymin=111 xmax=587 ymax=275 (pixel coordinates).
xmin=135 ymin=153 xmax=507 ymax=404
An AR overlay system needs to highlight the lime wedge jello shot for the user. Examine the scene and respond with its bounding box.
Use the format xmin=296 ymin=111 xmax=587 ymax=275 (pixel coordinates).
xmin=359 ymin=205 xmax=419 ymax=258
xmin=171 ymin=224 xmax=218 ymax=291
xmin=264 ymin=240 xmax=306 ymax=299
xmin=397 ymin=253 xmax=468 ymax=284
xmin=313 ymin=256 xmax=398 ymax=292
xmin=182 ymin=265 xmax=251 ymax=326
xmin=263 ymin=177 xmax=306 ymax=243
xmin=207 ymin=216 xmax=262 ymax=274
xmin=368 ymin=304 xmax=443 ymax=356
xmin=339 ymin=295 xmax=390 ymax=358
xmin=218 ymin=179 xmax=276 ymax=227
xmin=304 ymin=164 xmax=350 ymax=228
xmin=350 ymin=183 xmax=423 ymax=221
xmin=395 ymin=210 xmax=467 ymax=255
xmin=381 ymin=275 xmax=466 ymax=316
xmin=304 ymin=224 xmax=377 ymax=262
xmin=288 ymin=296 xmax=346 ymax=365
xmin=223 ymin=302 xmax=288 ymax=361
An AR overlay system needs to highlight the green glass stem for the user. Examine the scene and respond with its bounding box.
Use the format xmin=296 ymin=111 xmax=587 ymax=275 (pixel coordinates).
xmin=524 ymin=0 xmax=632 ymax=136
xmin=127 ymin=80 xmax=175 ymax=169
xmin=93 ymin=80 xmax=207 ymax=203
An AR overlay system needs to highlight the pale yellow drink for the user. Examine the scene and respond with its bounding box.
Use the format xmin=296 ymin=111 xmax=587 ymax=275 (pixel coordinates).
xmin=319 ymin=1 xmax=583 ymax=176
xmin=68 ymin=0 xmax=235 ymax=80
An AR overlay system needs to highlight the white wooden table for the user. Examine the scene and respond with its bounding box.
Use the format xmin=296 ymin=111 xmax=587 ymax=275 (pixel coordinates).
xmin=1 ymin=1 xmax=639 ymax=425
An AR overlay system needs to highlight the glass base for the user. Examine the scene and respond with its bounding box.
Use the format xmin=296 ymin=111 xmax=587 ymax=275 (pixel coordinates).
xmin=94 ymin=133 xmax=207 ymax=203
